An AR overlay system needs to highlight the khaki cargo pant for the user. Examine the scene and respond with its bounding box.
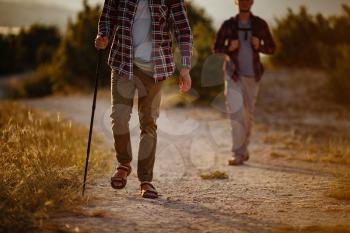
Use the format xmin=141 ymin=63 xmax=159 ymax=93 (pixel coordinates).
xmin=110 ymin=66 xmax=163 ymax=182
xmin=224 ymin=75 xmax=260 ymax=159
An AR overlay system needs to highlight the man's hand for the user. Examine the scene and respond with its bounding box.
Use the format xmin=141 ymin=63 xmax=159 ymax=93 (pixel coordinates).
xmin=251 ymin=36 xmax=260 ymax=50
xmin=228 ymin=40 xmax=239 ymax=52
xmin=222 ymin=55 xmax=231 ymax=70
xmin=95 ymin=35 xmax=109 ymax=50
xmin=179 ymin=68 xmax=191 ymax=93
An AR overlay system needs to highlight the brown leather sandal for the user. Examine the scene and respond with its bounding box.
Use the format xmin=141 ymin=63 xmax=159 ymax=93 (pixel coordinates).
xmin=140 ymin=181 xmax=158 ymax=199
xmin=111 ymin=164 xmax=132 ymax=189
xmin=228 ymin=153 xmax=249 ymax=166
xmin=228 ymin=157 xmax=244 ymax=166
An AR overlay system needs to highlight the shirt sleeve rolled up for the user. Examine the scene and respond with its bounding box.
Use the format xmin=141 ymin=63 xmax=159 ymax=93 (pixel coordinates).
xmin=169 ymin=0 xmax=193 ymax=68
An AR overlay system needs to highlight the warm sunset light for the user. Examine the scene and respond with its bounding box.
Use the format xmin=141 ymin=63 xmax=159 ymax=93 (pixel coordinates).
xmin=1 ymin=0 xmax=350 ymax=232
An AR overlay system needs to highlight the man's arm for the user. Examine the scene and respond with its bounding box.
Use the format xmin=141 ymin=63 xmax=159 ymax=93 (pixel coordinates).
xmin=169 ymin=0 xmax=193 ymax=69
xmin=169 ymin=0 xmax=193 ymax=92
xmin=258 ymin=21 xmax=276 ymax=55
xmin=214 ymin=21 xmax=229 ymax=54
xmin=98 ymin=0 xmax=118 ymax=39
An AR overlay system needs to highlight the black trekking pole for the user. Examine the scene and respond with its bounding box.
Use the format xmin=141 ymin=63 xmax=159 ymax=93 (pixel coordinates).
xmin=82 ymin=50 xmax=103 ymax=196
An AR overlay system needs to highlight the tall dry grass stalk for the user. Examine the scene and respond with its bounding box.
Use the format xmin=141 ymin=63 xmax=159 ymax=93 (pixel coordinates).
xmin=0 ymin=102 xmax=111 ymax=232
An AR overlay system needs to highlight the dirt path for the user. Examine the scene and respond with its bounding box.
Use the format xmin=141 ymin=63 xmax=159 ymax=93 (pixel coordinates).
xmin=20 ymin=86 xmax=350 ymax=233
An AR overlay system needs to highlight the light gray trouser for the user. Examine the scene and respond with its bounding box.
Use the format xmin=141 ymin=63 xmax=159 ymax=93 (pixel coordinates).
xmin=224 ymin=75 xmax=260 ymax=158
xmin=110 ymin=66 xmax=163 ymax=182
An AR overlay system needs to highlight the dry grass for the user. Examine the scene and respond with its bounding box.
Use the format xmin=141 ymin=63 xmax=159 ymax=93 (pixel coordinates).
xmin=264 ymin=129 xmax=350 ymax=165
xmin=71 ymin=208 xmax=110 ymax=218
xmin=263 ymin=131 xmax=295 ymax=145
xmin=274 ymin=224 xmax=350 ymax=233
xmin=266 ymin=132 xmax=350 ymax=200
xmin=317 ymin=140 xmax=350 ymax=165
xmin=287 ymin=139 xmax=350 ymax=165
xmin=327 ymin=169 xmax=350 ymax=201
xmin=200 ymin=171 xmax=228 ymax=180
xmin=43 ymin=224 xmax=90 ymax=233
xmin=270 ymin=152 xmax=288 ymax=159
xmin=292 ymin=153 xmax=318 ymax=163
xmin=0 ymin=102 xmax=112 ymax=233
xmin=262 ymin=122 xmax=350 ymax=200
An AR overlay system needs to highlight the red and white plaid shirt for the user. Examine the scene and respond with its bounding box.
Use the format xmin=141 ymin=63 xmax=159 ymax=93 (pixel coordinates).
xmin=98 ymin=0 xmax=193 ymax=81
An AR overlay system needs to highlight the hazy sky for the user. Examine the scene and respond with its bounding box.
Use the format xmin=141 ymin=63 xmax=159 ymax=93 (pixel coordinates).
xmin=4 ymin=0 xmax=350 ymax=28
xmin=90 ymin=0 xmax=350 ymax=28
xmin=193 ymin=0 xmax=350 ymax=28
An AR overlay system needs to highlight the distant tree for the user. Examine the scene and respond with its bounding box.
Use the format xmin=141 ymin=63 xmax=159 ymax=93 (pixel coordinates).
xmin=323 ymin=6 xmax=350 ymax=105
xmin=271 ymin=5 xmax=350 ymax=105
xmin=272 ymin=7 xmax=327 ymax=68
xmin=331 ymin=5 xmax=350 ymax=44
xmin=33 ymin=0 xmax=218 ymax=98
xmin=0 ymin=25 xmax=60 ymax=75
xmin=42 ymin=0 xmax=109 ymax=91
xmin=271 ymin=5 xmax=350 ymax=69
xmin=0 ymin=34 xmax=18 ymax=74
xmin=16 ymin=25 xmax=61 ymax=68
xmin=326 ymin=45 xmax=350 ymax=105
xmin=183 ymin=2 xmax=218 ymax=102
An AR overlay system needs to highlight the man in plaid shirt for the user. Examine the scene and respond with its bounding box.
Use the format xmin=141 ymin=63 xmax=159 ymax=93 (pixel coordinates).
xmin=95 ymin=0 xmax=193 ymax=199
xmin=214 ymin=0 xmax=275 ymax=166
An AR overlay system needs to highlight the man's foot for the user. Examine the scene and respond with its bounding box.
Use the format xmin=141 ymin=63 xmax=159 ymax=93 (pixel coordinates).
xmin=228 ymin=153 xmax=250 ymax=166
xmin=110 ymin=164 xmax=132 ymax=189
xmin=228 ymin=157 xmax=244 ymax=166
xmin=140 ymin=182 xmax=158 ymax=199
xmin=243 ymin=153 xmax=250 ymax=162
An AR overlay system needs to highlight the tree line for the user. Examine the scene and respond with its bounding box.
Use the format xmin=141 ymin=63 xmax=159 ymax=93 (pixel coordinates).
xmin=272 ymin=5 xmax=350 ymax=104
xmin=1 ymin=2 xmax=349 ymax=104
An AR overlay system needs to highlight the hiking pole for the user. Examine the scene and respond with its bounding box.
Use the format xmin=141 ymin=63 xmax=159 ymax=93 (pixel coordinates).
xmin=82 ymin=49 xmax=103 ymax=196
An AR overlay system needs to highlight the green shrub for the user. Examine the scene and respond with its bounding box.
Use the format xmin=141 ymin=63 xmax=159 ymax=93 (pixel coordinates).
xmin=272 ymin=5 xmax=350 ymax=69
xmin=326 ymin=45 xmax=350 ymax=105
xmin=22 ymin=65 xmax=54 ymax=97
xmin=6 ymin=1 xmax=219 ymax=100
xmin=272 ymin=5 xmax=350 ymax=106
xmin=272 ymin=7 xmax=332 ymax=68
xmin=7 ymin=64 xmax=61 ymax=98
xmin=0 ymin=34 xmax=19 ymax=74
xmin=0 ymin=25 xmax=60 ymax=75
xmin=200 ymin=170 xmax=228 ymax=180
